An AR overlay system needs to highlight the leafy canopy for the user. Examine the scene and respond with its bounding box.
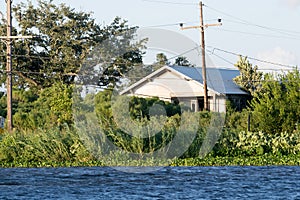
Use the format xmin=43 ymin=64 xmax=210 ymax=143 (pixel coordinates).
xmin=0 ymin=0 xmax=146 ymax=129
xmin=234 ymin=56 xmax=263 ymax=96
xmin=0 ymin=0 xmax=144 ymax=89
xmin=251 ymin=69 xmax=300 ymax=134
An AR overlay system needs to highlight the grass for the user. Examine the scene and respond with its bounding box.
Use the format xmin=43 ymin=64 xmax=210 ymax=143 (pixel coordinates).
xmin=1 ymin=127 xmax=300 ymax=168
xmin=1 ymin=154 xmax=300 ymax=168
xmin=171 ymin=154 xmax=300 ymax=166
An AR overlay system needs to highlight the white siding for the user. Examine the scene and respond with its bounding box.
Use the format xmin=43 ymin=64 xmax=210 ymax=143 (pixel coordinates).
xmin=207 ymin=94 xmax=226 ymax=112
xmin=125 ymin=70 xmax=205 ymax=99
xmin=122 ymin=67 xmax=229 ymax=113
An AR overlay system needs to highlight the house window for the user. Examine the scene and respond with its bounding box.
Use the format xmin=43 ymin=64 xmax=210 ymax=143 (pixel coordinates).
xmin=191 ymin=100 xmax=197 ymax=112
xmin=198 ymin=97 xmax=204 ymax=111
xmin=228 ymin=95 xmax=249 ymax=111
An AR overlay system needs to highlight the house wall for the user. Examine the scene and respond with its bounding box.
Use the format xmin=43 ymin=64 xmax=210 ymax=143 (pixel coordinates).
xmin=133 ymin=82 xmax=173 ymax=101
xmin=122 ymin=67 xmax=247 ymax=113
xmin=175 ymin=94 xmax=227 ymax=113
xmin=174 ymin=97 xmax=199 ymax=112
xmin=210 ymin=95 xmax=227 ymax=113
xmin=124 ymin=70 xmax=205 ymax=99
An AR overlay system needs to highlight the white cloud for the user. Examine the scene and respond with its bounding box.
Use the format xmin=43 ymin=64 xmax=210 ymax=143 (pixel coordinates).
xmin=281 ymin=0 xmax=300 ymax=9
xmin=256 ymin=47 xmax=298 ymax=71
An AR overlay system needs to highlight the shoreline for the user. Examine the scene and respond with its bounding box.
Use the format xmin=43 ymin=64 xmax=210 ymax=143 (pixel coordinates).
xmin=1 ymin=154 xmax=300 ymax=168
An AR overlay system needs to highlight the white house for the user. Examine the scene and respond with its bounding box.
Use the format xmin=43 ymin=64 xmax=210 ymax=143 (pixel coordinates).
xmin=121 ymin=65 xmax=249 ymax=112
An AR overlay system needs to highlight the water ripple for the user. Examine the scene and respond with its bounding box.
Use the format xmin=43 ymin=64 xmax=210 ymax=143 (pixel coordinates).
xmin=0 ymin=166 xmax=300 ymax=199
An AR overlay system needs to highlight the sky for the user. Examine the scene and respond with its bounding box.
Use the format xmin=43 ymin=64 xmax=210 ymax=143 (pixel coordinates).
xmin=1 ymin=0 xmax=300 ymax=71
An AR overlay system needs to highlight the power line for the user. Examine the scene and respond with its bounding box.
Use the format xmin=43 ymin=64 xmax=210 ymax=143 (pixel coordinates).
xmin=142 ymin=0 xmax=197 ymax=6
xmin=166 ymin=46 xmax=199 ymax=61
xmin=206 ymin=49 xmax=295 ymax=71
xmin=223 ymin=19 xmax=300 ymax=36
xmin=214 ymin=28 xmax=300 ymax=41
xmin=142 ymin=21 xmax=199 ymax=28
xmin=162 ymin=42 xmax=298 ymax=70
xmin=207 ymin=46 xmax=297 ymax=69
xmin=141 ymin=20 xmax=300 ymax=41
xmin=205 ymin=4 xmax=300 ymax=37
xmin=0 ymin=44 xmax=296 ymax=72
xmin=206 ymin=48 xmax=235 ymax=66
xmin=141 ymin=19 xmax=220 ymax=28
xmin=143 ymin=23 xmax=183 ymax=28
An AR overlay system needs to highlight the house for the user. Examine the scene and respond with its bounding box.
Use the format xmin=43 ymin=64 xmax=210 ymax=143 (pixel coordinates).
xmin=120 ymin=65 xmax=250 ymax=112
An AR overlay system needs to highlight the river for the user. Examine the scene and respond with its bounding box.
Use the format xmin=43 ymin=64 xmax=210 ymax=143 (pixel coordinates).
xmin=1 ymin=166 xmax=300 ymax=199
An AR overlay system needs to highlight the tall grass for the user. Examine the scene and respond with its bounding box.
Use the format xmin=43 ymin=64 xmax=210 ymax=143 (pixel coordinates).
xmin=1 ymin=115 xmax=300 ymax=167
xmin=0 ymin=127 xmax=93 ymax=167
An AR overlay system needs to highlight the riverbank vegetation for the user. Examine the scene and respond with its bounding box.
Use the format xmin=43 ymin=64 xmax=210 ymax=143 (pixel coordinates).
xmin=1 ymin=124 xmax=300 ymax=167
xmin=0 ymin=1 xmax=300 ymax=168
xmin=1 ymin=69 xmax=300 ymax=167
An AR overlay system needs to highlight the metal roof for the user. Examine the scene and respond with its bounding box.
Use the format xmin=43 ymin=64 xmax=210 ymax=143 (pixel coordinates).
xmin=170 ymin=65 xmax=248 ymax=95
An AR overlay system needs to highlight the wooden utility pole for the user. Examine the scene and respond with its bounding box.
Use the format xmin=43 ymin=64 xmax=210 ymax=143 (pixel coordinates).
xmin=5 ymin=0 xmax=12 ymax=132
xmin=180 ymin=1 xmax=222 ymax=111
xmin=0 ymin=0 xmax=32 ymax=132
xmin=199 ymin=1 xmax=208 ymax=111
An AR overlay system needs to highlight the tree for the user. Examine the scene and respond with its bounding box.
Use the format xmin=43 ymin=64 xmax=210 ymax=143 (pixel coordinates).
xmin=0 ymin=0 xmax=146 ymax=130
xmin=234 ymin=56 xmax=263 ymax=96
xmin=174 ymin=56 xmax=193 ymax=67
xmin=150 ymin=53 xmax=169 ymax=71
xmin=0 ymin=0 xmax=144 ymax=89
xmin=251 ymin=69 xmax=300 ymax=134
xmin=13 ymin=82 xmax=73 ymax=129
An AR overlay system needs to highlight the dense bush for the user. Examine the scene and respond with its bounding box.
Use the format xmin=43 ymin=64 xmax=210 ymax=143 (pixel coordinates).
xmin=93 ymin=90 xmax=210 ymax=159
xmin=11 ymin=83 xmax=73 ymax=130
xmin=251 ymin=70 xmax=300 ymax=134
xmin=214 ymin=129 xmax=300 ymax=157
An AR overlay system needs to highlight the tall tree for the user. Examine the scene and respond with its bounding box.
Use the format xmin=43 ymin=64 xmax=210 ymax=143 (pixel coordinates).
xmin=233 ymin=56 xmax=263 ymax=96
xmin=0 ymin=0 xmax=146 ymax=129
xmin=150 ymin=53 xmax=169 ymax=71
xmin=0 ymin=0 xmax=144 ymax=89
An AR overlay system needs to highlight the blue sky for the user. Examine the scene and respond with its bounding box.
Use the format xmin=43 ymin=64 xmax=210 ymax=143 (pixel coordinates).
xmin=1 ymin=0 xmax=300 ymax=71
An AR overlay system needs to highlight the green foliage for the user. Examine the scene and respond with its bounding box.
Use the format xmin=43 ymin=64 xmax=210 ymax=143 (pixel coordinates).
xmin=13 ymin=82 xmax=73 ymax=130
xmin=174 ymin=56 xmax=194 ymax=67
xmin=6 ymin=0 xmax=99 ymax=87
xmin=224 ymin=100 xmax=249 ymax=132
xmin=128 ymin=96 xmax=182 ymax=119
xmin=0 ymin=92 xmax=7 ymax=117
xmin=0 ymin=127 xmax=93 ymax=166
xmin=0 ymin=0 xmax=144 ymax=89
xmin=94 ymin=91 xmax=181 ymax=155
xmin=171 ymin=154 xmax=300 ymax=166
xmin=0 ymin=88 xmax=39 ymax=128
xmin=149 ymin=53 xmax=169 ymax=71
xmin=214 ymin=128 xmax=300 ymax=157
xmin=1 ymin=55 xmax=300 ymax=167
xmin=94 ymin=89 xmax=114 ymax=127
xmin=156 ymin=53 xmax=169 ymax=66
xmin=1 ymin=0 xmax=145 ymax=132
xmin=234 ymin=56 xmax=263 ymax=96
xmin=93 ymin=91 xmax=211 ymax=159
xmin=251 ymin=69 xmax=300 ymax=134
xmin=94 ymin=90 xmax=183 ymax=121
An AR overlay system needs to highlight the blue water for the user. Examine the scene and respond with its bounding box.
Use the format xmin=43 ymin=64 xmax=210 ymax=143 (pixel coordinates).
xmin=0 ymin=166 xmax=300 ymax=199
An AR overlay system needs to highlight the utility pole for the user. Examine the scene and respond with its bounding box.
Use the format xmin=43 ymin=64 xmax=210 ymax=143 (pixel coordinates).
xmin=180 ymin=1 xmax=222 ymax=111
xmin=0 ymin=0 xmax=32 ymax=132
xmin=5 ymin=0 xmax=12 ymax=132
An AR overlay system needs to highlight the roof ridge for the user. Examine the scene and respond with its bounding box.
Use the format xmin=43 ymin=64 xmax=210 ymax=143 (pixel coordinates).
xmin=169 ymin=65 xmax=237 ymax=70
